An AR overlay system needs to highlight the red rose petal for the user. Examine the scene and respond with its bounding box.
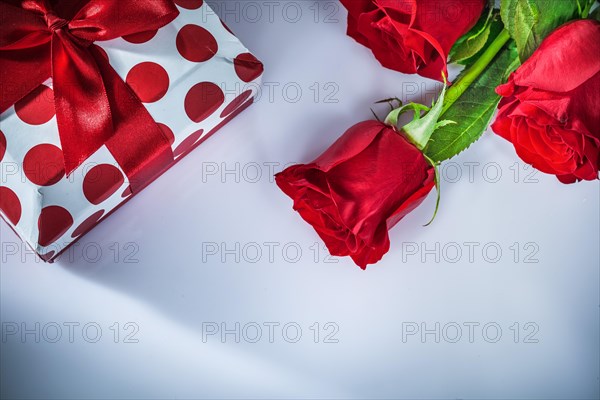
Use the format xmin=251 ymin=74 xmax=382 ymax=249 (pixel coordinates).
xmin=126 ymin=62 xmax=170 ymax=103
xmin=71 ymin=210 xmax=105 ymax=238
xmin=23 ymin=144 xmax=65 ymax=186
xmin=176 ymin=24 xmax=218 ymax=62
xmin=220 ymin=90 xmax=253 ymax=118
xmin=173 ymin=0 xmax=204 ymax=9
xmin=234 ymin=53 xmax=264 ymax=83
xmin=0 ymin=186 xmax=22 ymax=225
xmin=15 ymin=85 xmax=55 ymax=125
xmin=83 ymin=164 xmax=124 ymax=205
xmin=184 ymin=82 xmax=224 ymax=123
xmin=38 ymin=206 xmax=73 ymax=247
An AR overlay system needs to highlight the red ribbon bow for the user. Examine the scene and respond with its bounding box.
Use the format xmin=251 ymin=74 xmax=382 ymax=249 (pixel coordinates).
xmin=0 ymin=0 xmax=179 ymax=190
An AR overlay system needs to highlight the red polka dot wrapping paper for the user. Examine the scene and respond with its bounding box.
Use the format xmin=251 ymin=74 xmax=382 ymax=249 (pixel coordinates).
xmin=0 ymin=2 xmax=264 ymax=262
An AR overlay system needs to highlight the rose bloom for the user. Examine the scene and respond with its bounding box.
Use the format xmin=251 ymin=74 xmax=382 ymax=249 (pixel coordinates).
xmin=340 ymin=0 xmax=485 ymax=81
xmin=275 ymin=121 xmax=435 ymax=269
xmin=492 ymin=19 xmax=600 ymax=183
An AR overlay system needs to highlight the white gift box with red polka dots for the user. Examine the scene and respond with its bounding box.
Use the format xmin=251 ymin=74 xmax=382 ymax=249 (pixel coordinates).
xmin=0 ymin=0 xmax=264 ymax=262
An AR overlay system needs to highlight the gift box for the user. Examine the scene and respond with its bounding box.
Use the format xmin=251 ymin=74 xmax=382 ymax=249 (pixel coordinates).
xmin=0 ymin=0 xmax=264 ymax=262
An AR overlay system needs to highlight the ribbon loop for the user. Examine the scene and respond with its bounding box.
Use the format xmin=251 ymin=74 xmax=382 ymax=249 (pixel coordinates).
xmin=0 ymin=0 xmax=180 ymax=190
xmin=44 ymin=12 xmax=69 ymax=32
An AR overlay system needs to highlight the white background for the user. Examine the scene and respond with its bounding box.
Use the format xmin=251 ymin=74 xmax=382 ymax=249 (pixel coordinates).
xmin=1 ymin=1 xmax=599 ymax=399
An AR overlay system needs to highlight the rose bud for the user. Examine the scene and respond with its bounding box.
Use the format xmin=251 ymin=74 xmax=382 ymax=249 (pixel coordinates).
xmin=275 ymin=120 xmax=435 ymax=269
xmin=340 ymin=0 xmax=485 ymax=81
xmin=492 ymin=19 xmax=600 ymax=183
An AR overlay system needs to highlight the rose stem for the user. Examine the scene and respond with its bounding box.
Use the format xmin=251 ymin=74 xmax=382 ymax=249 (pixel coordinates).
xmin=441 ymin=29 xmax=511 ymax=116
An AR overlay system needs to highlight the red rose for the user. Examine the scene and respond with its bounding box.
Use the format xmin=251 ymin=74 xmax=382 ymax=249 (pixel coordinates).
xmin=340 ymin=0 xmax=485 ymax=81
xmin=275 ymin=121 xmax=435 ymax=269
xmin=492 ymin=20 xmax=600 ymax=183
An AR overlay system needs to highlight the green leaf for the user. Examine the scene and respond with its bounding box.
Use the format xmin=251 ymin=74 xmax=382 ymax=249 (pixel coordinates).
xmin=454 ymin=15 xmax=505 ymax=68
xmin=424 ymin=43 xmax=519 ymax=163
xmin=500 ymin=0 xmax=538 ymax=60
xmin=500 ymin=0 xmax=579 ymax=61
xmin=450 ymin=7 xmax=496 ymax=64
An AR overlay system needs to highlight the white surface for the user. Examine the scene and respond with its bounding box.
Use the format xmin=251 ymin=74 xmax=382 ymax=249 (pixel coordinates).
xmin=1 ymin=1 xmax=599 ymax=399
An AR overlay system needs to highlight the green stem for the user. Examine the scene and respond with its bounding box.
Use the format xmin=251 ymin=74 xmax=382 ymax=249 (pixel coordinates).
xmin=441 ymin=29 xmax=511 ymax=116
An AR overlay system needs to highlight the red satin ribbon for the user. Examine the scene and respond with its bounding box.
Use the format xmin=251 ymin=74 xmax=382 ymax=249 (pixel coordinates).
xmin=0 ymin=0 xmax=179 ymax=190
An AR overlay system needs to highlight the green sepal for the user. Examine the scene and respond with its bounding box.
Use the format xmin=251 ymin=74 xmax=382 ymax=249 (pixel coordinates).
xmin=423 ymin=155 xmax=441 ymax=227
xmin=384 ymin=103 xmax=430 ymax=127
xmin=370 ymin=108 xmax=381 ymax=122
xmin=385 ymin=82 xmax=451 ymax=151
xmin=402 ymin=83 xmax=449 ymax=150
